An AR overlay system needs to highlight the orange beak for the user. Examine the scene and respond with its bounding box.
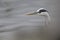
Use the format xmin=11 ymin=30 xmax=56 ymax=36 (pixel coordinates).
xmin=26 ymin=12 xmax=37 ymax=15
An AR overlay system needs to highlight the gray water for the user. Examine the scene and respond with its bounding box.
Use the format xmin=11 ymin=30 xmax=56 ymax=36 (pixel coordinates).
xmin=0 ymin=0 xmax=59 ymax=40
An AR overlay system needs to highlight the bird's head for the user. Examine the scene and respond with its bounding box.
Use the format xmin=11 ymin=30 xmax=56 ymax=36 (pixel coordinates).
xmin=26 ymin=8 xmax=49 ymax=16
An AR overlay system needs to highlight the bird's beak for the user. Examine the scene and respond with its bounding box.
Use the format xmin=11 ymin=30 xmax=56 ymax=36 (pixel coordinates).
xmin=26 ymin=12 xmax=37 ymax=15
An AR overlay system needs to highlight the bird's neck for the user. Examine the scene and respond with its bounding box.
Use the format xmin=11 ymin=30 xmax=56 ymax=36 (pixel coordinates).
xmin=44 ymin=12 xmax=51 ymax=22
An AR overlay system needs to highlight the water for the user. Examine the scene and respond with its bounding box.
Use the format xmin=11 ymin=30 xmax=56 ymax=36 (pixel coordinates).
xmin=0 ymin=0 xmax=59 ymax=40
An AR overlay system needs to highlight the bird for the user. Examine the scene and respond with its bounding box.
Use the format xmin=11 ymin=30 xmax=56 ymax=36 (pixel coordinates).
xmin=26 ymin=8 xmax=51 ymax=40
xmin=26 ymin=8 xmax=51 ymax=26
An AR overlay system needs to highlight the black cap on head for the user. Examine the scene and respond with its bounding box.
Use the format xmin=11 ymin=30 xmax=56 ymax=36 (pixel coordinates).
xmin=38 ymin=9 xmax=48 ymax=13
xmin=36 ymin=8 xmax=48 ymax=13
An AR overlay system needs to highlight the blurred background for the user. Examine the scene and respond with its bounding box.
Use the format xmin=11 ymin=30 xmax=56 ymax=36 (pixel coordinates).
xmin=0 ymin=0 xmax=59 ymax=40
